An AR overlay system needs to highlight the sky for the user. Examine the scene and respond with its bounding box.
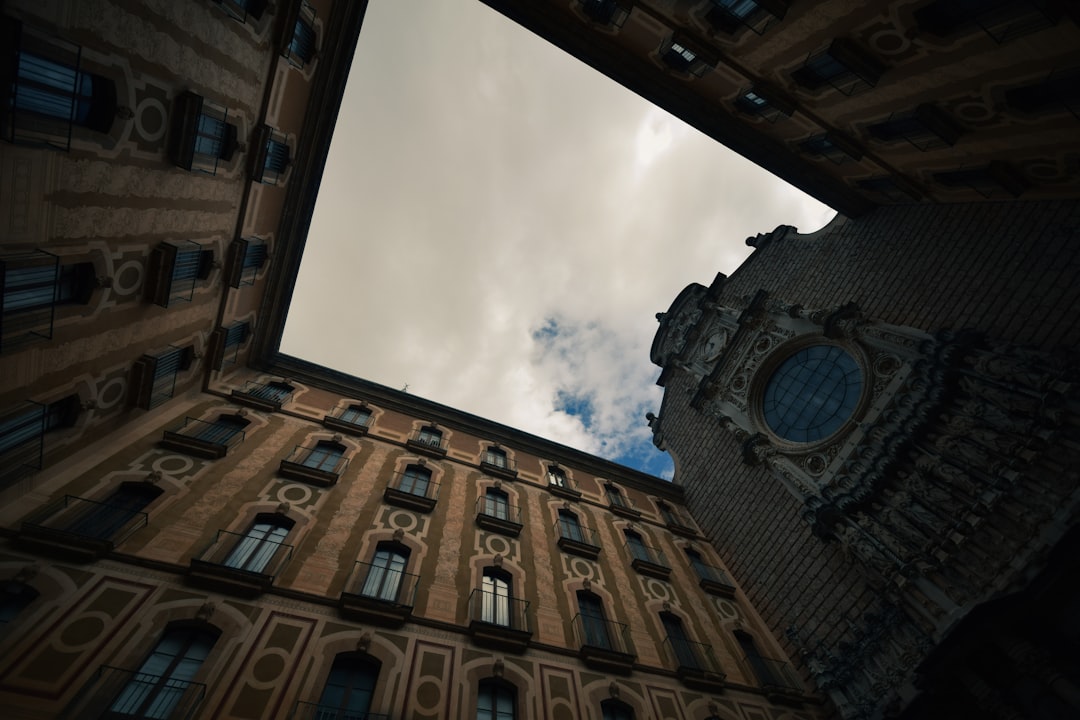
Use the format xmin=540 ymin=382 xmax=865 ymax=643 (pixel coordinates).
xmin=281 ymin=0 xmax=836 ymax=480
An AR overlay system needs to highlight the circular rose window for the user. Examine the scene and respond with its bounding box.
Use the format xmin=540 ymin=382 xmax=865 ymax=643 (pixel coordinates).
xmin=762 ymin=345 xmax=862 ymax=443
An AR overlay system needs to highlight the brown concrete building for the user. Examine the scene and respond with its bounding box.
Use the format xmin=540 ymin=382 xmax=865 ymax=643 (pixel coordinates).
xmin=2 ymin=1 xmax=1078 ymax=719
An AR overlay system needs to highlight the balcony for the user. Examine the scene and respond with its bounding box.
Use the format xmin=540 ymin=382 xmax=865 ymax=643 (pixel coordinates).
xmin=167 ymin=91 xmax=236 ymax=175
xmin=405 ymin=430 xmax=446 ymax=458
xmin=19 ymin=495 xmax=148 ymax=562
xmin=664 ymin=636 xmax=726 ymax=692
xmin=555 ymin=519 xmax=601 ymax=560
xmin=161 ymin=417 xmax=245 ymax=459
xmin=144 ymin=240 xmax=207 ymax=308
xmin=226 ymin=237 xmax=267 ymax=288
xmin=546 ymin=474 xmax=581 ymax=501
xmin=129 ymin=345 xmax=191 ymax=410
xmin=571 ymin=614 xmax=635 ymax=674
xmin=322 ymin=406 xmax=372 ymax=436
xmin=626 ymin=542 xmax=671 ymax=581
xmin=479 ymin=453 xmax=518 ymax=481
xmin=188 ymin=529 xmax=293 ymax=597
xmin=61 ymin=664 xmax=206 ymax=720
xmin=231 ymin=381 xmax=293 ymax=412
xmin=706 ymin=0 xmax=787 ymax=36
xmin=740 ymin=653 xmax=804 ymax=704
xmin=696 ymin=564 xmax=738 ymax=598
xmin=251 ymin=125 xmax=289 ymax=185
xmin=606 ymin=496 xmax=641 ymax=520
xmin=278 ymin=444 xmax=349 ymax=487
xmin=339 ymin=560 xmax=418 ymax=627
xmin=0 ymin=400 xmax=46 ymax=490
xmin=289 ymin=701 xmax=389 ymax=720
xmin=474 ymin=496 xmax=523 ymax=537
xmin=660 ymin=508 xmax=699 ymax=539
xmin=383 ymin=471 xmax=440 ymax=514
xmin=1 ymin=250 xmax=60 ymax=353
xmin=467 ymin=588 xmax=532 ymax=652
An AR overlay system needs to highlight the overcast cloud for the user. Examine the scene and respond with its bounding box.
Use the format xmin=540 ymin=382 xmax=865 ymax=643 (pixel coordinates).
xmin=281 ymin=0 xmax=835 ymax=478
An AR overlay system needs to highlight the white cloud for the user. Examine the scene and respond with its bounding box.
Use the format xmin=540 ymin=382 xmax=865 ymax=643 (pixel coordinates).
xmin=282 ymin=0 xmax=836 ymax=478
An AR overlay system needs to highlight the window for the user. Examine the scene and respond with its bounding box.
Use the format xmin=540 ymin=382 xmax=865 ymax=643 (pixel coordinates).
xmin=361 ymin=543 xmax=409 ymax=602
xmin=547 ymin=466 xmax=567 ymax=488
xmin=867 ymin=104 xmax=963 ymax=150
xmin=482 ymin=488 xmax=510 ymax=521
xmin=577 ymin=591 xmax=611 ymax=649
xmin=417 ymin=426 xmax=442 ymax=448
xmin=685 ymin=548 xmax=719 ymax=582
xmin=798 ymin=133 xmax=862 ymax=164
xmin=913 ymin=0 xmax=1060 ymax=43
xmin=484 ymin=447 xmax=507 ymax=468
xmin=477 ymin=679 xmax=516 ymax=720
xmin=933 ymin=161 xmax=1028 ymax=198
xmin=735 ymin=630 xmax=782 ymax=687
xmin=791 ymin=39 xmax=884 ymax=95
xmin=663 ymin=41 xmax=697 ymax=73
xmin=706 ymin=0 xmax=786 ymax=35
xmin=624 ymin=530 xmax=652 ymax=563
xmin=256 ymin=127 xmax=289 ymax=185
xmin=762 ymin=345 xmax=861 ymax=443
xmin=661 ymin=612 xmax=701 ymax=670
xmin=221 ymin=322 xmax=249 ymax=365
xmin=580 ymin=0 xmax=631 ymax=27
xmin=339 ymin=405 xmax=371 ymax=426
xmin=301 ymin=440 xmax=345 ymax=472
xmin=2 ymin=251 xmax=94 ymax=352
xmin=136 ymin=345 xmax=194 ymax=409
xmin=213 ymin=0 xmax=269 ymax=24
xmin=0 ymin=581 xmax=39 ymax=624
xmin=558 ymin=510 xmax=584 ymax=543
xmin=153 ymin=240 xmax=211 ymax=307
xmin=228 ymin=238 xmax=267 ymax=288
xmin=399 ymin=464 xmax=431 ymax=497
xmin=605 ymin=484 xmax=630 ymax=509
xmin=249 ymin=381 xmax=293 ymax=404
xmin=168 ymin=92 xmax=237 ymax=175
xmin=194 ymin=415 xmax=248 ymax=446
xmin=62 ymin=482 xmax=162 ymax=541
xmin=480 ymin=568 xmax=512 ymax=627
xmin=657 ymin=501 xmax=679 ymax=526
xmin=0 ymin=395 xmax=79 ymax=489
xmin=285 ymin=1 xmax=317 ymax=67
xmin=601 ymin=699 xmax=635 ymax=720
xmin=3 ymin=17 xmax=117 ymax=150
xmin=110 ymin=623 xmax=218 ymax=719
xmin=316 ymin=653 xmax=379 ymax=719
xmin=224 ymin=516 xmax=292 ymax=573
xmin=734 ymin=87 xmax=796 ymax=123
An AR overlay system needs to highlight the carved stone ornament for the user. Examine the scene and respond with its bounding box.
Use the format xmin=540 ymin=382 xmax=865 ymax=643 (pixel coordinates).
xmin=494 ymin=554 xmax=503 ymax=568
xmin=145 ymin=470 xmax=163 ymax=484
xmin=393 ymin=528 xmax=405 ymax=542
xmin=275 ymin=502 xmax=290 ymax=515
xmin=492 ymin=659 xmax=505 ymax=677
xmin=357 ymin=632 xmax=372 ymax=652
xmin=331 ymin=434 xmax=342 ymax=443
xmin=582 ymin=579 xmax=591 ymax=592
xmin=196 ymin=602 xmax=216 ymax=621
xmin=608 ymin=682 xmax=620 ymax=699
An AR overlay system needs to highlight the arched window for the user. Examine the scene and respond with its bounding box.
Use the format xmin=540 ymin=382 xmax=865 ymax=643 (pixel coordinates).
xmin=482 ymin=488 xmax=510 ymax=520
xmin=558 ymin=510 xmax=584 ymax=543
xmin=660 ymin=611 xmax=701 ymax=670
xmin=734 ymin=629 xmax=781 ymax=687
xmin=361 ymin=543 xmax=409 ymax=602
xmin=577 ymin=591 xmax=611 ymax=649
xmin=224 ymin=515 xmax=293 ymax=573
xmin=605 ymin=484 xmax=628 ymax=508
xmin=65 ymin=481 xmax=163 ymax=540
xmin=339 ymin=404 xmax=371 ymax=426
xmin=601 ymin=698 xmax=635 ymax=720
xmin=547 ymin=466 xmax=567 ymax=487
xmin=484 ymin=446 xmax=508 ymax=468
xmin=477 ymin=678 xmax=516 ymax=720
xmin=399 ymin=465 xmax=431 ymax=497
xmin=656 ymin=501 xmax=679 ymax=525
xmin=302 ymin=440 xmax=345 ymax=472
xmin=0 ymin=580 xmax=39 ymax=624
xmin=417 ymin=426 xmax=442 ymax=448
xmin=623 ymin=530 xmax=651 ymax=563
xmin=110 ymin=623 xmax=219 ymax=718
xmin=685 ymin=548 xmax=719 ymax=582
xmin=480 ymin=568 xmax=513 ymax=627
xmin=317 ymin=652 xmax=379 ymax=718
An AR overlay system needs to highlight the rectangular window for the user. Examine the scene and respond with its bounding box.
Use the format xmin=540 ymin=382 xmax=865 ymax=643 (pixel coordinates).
xmin=706 ymin=0 xmax=787 ymax=35
xmin=867 ymin=104 xmax=963 ymax=151
xmin=255 ymin=127 xmax=290 ymax=185
xmin=110 ymin=625 xmax=217 ymax=719
xmin=0 ymin=396 xmax=77 ymax=490
xmin=1 ymin=250 xmax=59 ymax=353
xmin=791 ymin=38 xmax=884 ymax=96
xmin=168 ymin=92 xmax=236 ymax=175
xmin=285 ymin=1 xmax=317 ymax=68
xmin=219 ymin=322 xmax=250 ymax=367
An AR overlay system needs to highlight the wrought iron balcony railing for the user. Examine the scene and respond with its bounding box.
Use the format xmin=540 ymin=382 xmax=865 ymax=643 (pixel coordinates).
xmin=480 ymin=453 xmax=517 ymax=479
xmin=554 ymin=518 xmax=601 ymax=559
xmin=61 ymin=664 xmax=206 ymax=720
xmin=383 ymin=470 xmax=440 ymax=513
xmin=289 ymin=701 xmax=390 ymax=720
xmin=231 ymin=381 xmax=293 ymax=411
xmin=467 ymin=588 xmax=532 ymax=651
xmin=474 ymin=496 xmax=522 ymax=537
xmin=339 ymin=559 xmax=419 ymax=627
xmin=1 ymin=250 xmax=60 ymax=353
xmin=279 ymin=444 xmax=349 ymax=487
xmin=739 ymin=653 xmax=803 ymax=698
xmin=571 ymin=613 xmax=635 ymax=674
xmin=161 ymin=416 xmax=246 ymax=459
xmin=664 ymin=636 xmax=726 ymax=691
xmin=188 ymin=528 xmax=293 ymax=596
xmin=546 ymin=471 xmax=581 ymax=500
xmin=625 ymin=541 xmax=671 ymax=580
xmin=0 ymin=400 xmax=46 ymax=490
xmin=405 ymin=429 xmax=446 ymax=456
xmin=606 ymin=492 xmax=640 ymax=519
xmin=322 ymin=405 xmax=372 ymax=435
xmin=692 ymin=561 xmax=738 ymax=598
xmin=20 ymin=494 xmax=148 ymax=559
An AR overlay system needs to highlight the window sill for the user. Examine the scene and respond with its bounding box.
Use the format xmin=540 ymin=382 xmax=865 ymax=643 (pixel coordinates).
xmin=630 ymin=558 xmax=671 ymax=581
xmin=557 ymin=536 xmax=601 ymax=560
xmin=338 ymin=592 xmax=412 ymax=628
xmin=475 ymin=512 xmax=523 ymax=538
xmin=278 ymin=460 xmax=340 ymax=487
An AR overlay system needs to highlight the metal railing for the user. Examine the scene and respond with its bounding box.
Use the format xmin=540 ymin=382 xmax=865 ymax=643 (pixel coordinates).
xmin=235 ymin=381 xmax=293 ymax=405
xmin=61 ymin=664 xmax=206 ymax=720
xmin=5 ymin=21 xmax=85 ymax=151
xmin=1 ymin=250 xmax=60 ymax=353
xmin=481 ymin=452 xmax=515 ymax=471
xmin=164 ymin=417 xmax=247 ymax=450
xmin=475 ymin=496 xmax=520 ymax=523
xmin=739 ymin=653 xmax=803 ymax=694
xmin=407 ymin=429 xmax=445 ymax=451
xmin=386 ymin=470 xmax=440 ymax=501
xmin=283 ymin=444 xmax=349 ymax=476
xmin=145 ymin=345 xmax=187 ymax=409
xmin=570 ymin=614 xmax=634 ymax=656
xmin=289 ymin=700 xmax=389 ymax=720
xmin=664 ymin=636 xmax=724 ymax=676
xmin=330 ymin=405 xmax=372 ymax=428
xmin=23 ymin=494 xmax=148 ymax=546
xmin=194 ymin=528 xmax=293 ymax=580
xmin=693 ymin=561 xmax=737 ymax=592
xmin=342 ymin=560 xmax=419 ymax=608
xmin=162 ymin=240 xmax=203 ymax=306
xmin=625 ymin=540 xmax=668 ymax=568
xmin=0 ymin=400 xmax=46 ymax=490
xmin=554 ymin=518 xmax=600 ymax=547
xmin=467 ymin=588 xmax=530 ymax=632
